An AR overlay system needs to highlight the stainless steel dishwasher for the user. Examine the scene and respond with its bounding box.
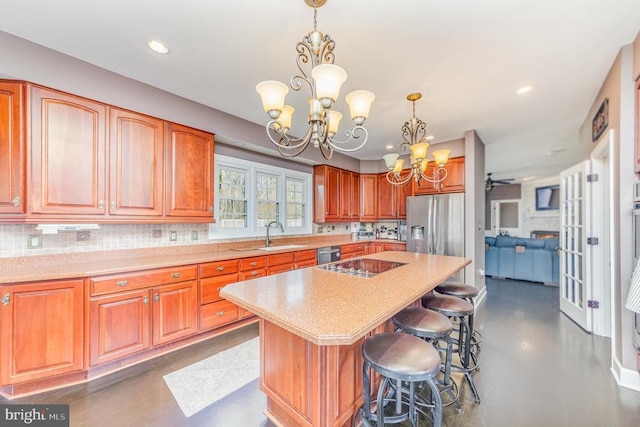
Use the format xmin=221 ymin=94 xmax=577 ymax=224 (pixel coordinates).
xmin=317 ymin=246 xmax=341 ymax=264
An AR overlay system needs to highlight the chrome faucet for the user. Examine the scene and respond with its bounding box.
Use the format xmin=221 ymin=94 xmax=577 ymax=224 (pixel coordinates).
xmin=265 ymin=221 xmax=284 ymax=247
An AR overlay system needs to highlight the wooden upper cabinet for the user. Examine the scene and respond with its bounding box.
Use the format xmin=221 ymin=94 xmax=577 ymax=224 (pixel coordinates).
xmin=165 ymin=123 xmax=214 ymax=219
xmin=359 ymin=174 xmax=377 ymax=220
xmin=413 ymin=156 xmax=465 ymax=195
xmin=30 ymin=86 xmax=107 ymax=215
xmin=0 ymin=82 xmax=25 ymax=215
xmin=0 ymin=279 xmax=84 ymax=385
xmin=109 ymin=108 xmax=164 ymax=216
xmin=339 ymin=169 xmax=360 ymax=219
xmin=377 ymin=172 xmax=412 ymax=219
xmin=314 ymin=165 xmax=341 ymax=222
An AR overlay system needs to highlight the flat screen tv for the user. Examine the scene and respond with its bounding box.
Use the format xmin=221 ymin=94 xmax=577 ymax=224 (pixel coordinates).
xmin=535 ymin=185 xmax=560 ymax=210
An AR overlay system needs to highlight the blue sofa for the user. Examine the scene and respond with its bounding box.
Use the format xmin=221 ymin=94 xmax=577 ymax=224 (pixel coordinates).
xmin=485 ymin=236 xmax=559 ymax=284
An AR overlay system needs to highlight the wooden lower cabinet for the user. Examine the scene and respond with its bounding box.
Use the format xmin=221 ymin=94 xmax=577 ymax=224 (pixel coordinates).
xmin=341 ymin=243 xmax=366 ymax=260
xmin=201 ymin=299 xmax=240 ymax=330
xmin=151 ymin=281 xmax=198 ymax=346
xmin=89 ymin=289 xmax=151 ymax=366
xmin=89 ymin=281 xmax=197 ymax=366
xmin=0 ymin=279 xmax=84 ymax=385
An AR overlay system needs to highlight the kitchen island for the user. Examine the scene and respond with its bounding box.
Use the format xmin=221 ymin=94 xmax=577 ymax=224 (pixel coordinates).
xmin=220 ymin=251 xmax=470 ymax=427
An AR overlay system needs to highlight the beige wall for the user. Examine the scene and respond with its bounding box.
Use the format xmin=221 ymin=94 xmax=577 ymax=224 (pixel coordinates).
xmin=464 ymin=130 xmax=485 ymax=292
xmin=634 ymin=30 xmax=640 ymax=81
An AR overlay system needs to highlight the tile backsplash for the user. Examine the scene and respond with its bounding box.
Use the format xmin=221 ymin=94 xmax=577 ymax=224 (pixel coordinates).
xmin=0 ymin=223 xmax=211 ymax=258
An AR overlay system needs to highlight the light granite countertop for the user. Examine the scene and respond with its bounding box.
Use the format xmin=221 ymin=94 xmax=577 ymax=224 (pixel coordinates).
xmin=0 ymin=236 xmax=405 ymax=284
xmin=220 ymin=251 xmax=470 ymax=346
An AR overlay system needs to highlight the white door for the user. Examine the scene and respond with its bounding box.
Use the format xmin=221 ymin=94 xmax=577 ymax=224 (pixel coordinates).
xmin=559 ymin=161 xmax=591 ymax=332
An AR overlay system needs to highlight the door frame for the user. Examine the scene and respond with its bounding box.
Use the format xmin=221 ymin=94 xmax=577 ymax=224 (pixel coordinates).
xmin=490 ymin=199 xmax=522 ymax=237
xmin=590 ymin=129 xmax=615 ymax=337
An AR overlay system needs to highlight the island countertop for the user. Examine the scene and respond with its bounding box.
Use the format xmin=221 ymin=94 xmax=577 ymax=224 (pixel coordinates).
xmin=220 ymin=251 xmax=470 ymax=345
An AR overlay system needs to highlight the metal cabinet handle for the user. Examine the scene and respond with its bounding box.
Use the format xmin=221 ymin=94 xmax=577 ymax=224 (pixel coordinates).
xmin=251 ymin=271 xmax=258 ymax=276
xmin=98 ymin=200 xmax=104 ymax=209
xmin=216 ymin=266 xmax=225 ymax=271
xmin=172 ymin=272 xmax=181 ymax=278
xmin=143 ymin=296 xmax=149 ymax=304
xmin=154 ymin=293 xmax=160 ymax=302
xmin=2 ymin=293 xmax=10 ymax=306
xmin=110 ymin=200 xmax=116 ymax=210
xmin=11 ymin=197 xmax=20 ymax=207
xmin=116 ymin=281 xmax=128 ymax=287
xmin=250 ymin=261 xmax=257 ymax=266
xmin=217 ymin=311 xmax=225 ymax=316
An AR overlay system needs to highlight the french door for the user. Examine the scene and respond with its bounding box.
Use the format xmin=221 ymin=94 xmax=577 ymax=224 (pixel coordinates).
xmin=559 ymin=161 xmax=592 ymax=332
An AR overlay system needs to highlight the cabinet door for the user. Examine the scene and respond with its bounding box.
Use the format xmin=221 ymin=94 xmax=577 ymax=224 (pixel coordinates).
xmin=152 ymin=281 xmax=198 ymax=346
xmin=0 ymin=82 xmax=25 ymax=214
xmin=109 ymin=108 xmax=164 ymax=216
xmin=339 ymin=169 xmax=352 ymax=219
xmin=377 ymin=173 xmax=397 ymax=219
xmin=350 ymin=172 xmax=360 ymax=219
xmin=165 ymin=123 xmax=214 ymax=218
xmin=0 ymin=279 xmax=84 ymax=385
xmin=314 ymin=165 xmax=341 ymax=222
xmin=89 ymin=289 xmax=151 ymax=366
xmin=30 ymin=86 xmax=107 ymax=214
xmin=359 ymin=174 xmax=377 ymax=220
xmin=441 ymin=157 xmax=465 ymax=193
xmin=395 ymin=179 xmax=412 ymax=219
xmin=413 ymin=162 xmax=438 ymax=195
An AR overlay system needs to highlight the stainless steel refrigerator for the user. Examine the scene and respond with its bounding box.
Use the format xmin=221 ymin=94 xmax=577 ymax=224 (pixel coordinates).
xmin=406 ymin=193 xmax=465 ymax=282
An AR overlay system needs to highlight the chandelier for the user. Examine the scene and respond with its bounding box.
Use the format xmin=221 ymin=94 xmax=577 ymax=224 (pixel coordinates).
xmin=255 ymin=0 xmax=375 ymax=160
xmin=383 ymin=93 xmax=450 ymax=186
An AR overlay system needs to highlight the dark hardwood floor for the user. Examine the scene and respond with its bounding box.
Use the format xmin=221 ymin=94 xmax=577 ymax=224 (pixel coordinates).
xmin=4 ymin=278 xmax=640 ymax=426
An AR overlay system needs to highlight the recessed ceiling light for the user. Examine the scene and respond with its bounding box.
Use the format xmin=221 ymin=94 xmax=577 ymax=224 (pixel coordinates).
xmin=385 ymin=144 xmax=394 ymax=150
xmin=426 ymin=135 xmax=435 ymax=140
xmin=148 ymin=39 xmax=169 ymax=54
xmin=516 ymin=85 xmax=533 ymax=95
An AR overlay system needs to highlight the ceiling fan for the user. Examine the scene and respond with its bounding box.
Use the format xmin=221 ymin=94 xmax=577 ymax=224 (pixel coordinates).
xmin=485 ymin=173 xmax=515 ymax=191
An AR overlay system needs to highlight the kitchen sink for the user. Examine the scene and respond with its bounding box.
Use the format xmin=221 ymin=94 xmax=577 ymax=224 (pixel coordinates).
xmin=258 ymin=244 xmax=307 ymax=251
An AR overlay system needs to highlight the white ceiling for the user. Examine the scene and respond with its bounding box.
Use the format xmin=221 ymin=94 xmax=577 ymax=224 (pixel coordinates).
xmin=1 ymin=0 xmax=639 ymax=182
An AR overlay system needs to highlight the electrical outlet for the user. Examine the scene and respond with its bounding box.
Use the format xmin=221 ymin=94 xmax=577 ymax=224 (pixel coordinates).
xmin=169 ymin=231 xmax=178 ymax=241
xmin=152 ymin=230 xmax=162 ymax=238
xmin=191 ymin=230 xmax=198 ymax=240
xmin=27 ymin=235 xmax=42 ymax=249
xmin=77 ymin=231 xmax=90 ymax=241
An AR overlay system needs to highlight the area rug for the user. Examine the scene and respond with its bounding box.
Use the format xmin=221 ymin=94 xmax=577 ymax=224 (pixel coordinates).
xmin=163 ymin=337 xmax=260 ymax=417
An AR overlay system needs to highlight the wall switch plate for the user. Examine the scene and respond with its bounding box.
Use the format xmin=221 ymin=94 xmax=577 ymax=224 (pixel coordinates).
xmin=27 ymin=235 xmax=42 ymax=249
xmin=169 ymin=231 xmax=178 ymax=241
xmin=76 ymin=231 xmax=90 ymax=241
xmin=191 ymin=230 xmax=198 ymax=240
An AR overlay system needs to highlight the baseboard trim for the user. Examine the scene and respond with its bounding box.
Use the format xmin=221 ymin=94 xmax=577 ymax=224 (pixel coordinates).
xmin=475 ymin=284 xmax=488 ymax=310
xmin=611 ymin=354 xmax=640 ymax=392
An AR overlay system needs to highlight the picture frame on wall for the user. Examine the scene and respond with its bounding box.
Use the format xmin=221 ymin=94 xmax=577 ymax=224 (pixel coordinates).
xmin=535 ymin=185 xmax=560 ymax=210
xmin=592 ymin=98 xmax=609 ymax=142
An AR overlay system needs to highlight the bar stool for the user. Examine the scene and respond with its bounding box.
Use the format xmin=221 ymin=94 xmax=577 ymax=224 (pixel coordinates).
xmin=356 ymin=332 xmax=443 ymax=427
xmin=435 ymin=283 xmax=483 ymax=354
xmin=392 ymin=306 xmax=462 ymax=413
xmin=422 ymin=293 xmax=481 ymax=404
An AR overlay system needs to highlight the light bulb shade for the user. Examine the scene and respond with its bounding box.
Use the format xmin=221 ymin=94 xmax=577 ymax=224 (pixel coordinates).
xmin=345 ymin=90 xmax=375 ymax=122
xmin=432 ymin=149 xmax=451 ymax=166
xmin=277 ymin=105 xmax=295 ymax=130
xmin=392 ymin=158 xmax=404 ymax=174
xmin=327 ymin=110 xmax=343 ymax=134
xmin=383 ymin=153 xmax=400 ymax=170
xmin=409 ymin=142 xmax=430 ymax=162
xmin=256 ymin=80 xmax=288 ymax=114
xmin=311 ymin=64 xmax=347 ymax=103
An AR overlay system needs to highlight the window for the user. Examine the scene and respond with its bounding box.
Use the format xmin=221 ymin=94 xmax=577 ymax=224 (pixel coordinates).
xmin=210 ymin=155 xmax=312 ymax=239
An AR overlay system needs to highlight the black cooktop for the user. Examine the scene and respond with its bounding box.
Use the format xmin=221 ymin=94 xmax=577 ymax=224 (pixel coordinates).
xmin=317 ymin=258 xmax=407 ymax=277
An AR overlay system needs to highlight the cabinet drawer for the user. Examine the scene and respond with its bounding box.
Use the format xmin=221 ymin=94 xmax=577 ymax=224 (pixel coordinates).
xmin=267 ymin=252 xmax=295 ymax=266
xmin=200 ymin=273 xmax=239 ymax=304
xmin=240 ymin=256 xmax=266 ymax=270
xmin=200 ymin=300 xmax=239 ymax=331
xmin=294 ymin=249 xmax=316 ymax=262
xmin=268 ymin=263 xmax=294 ymax=275
xmin=295 ymin=259 xmax=317 ymax=269
xmin=240 ymin=269 xmax=267 ymax=280
xmin=341 ymin=243 xmax=366 ymax=254
xmin=90 ymin=265 xmax=197 ymax=296
xmin=199 ymin=260 xmax=239 ymax=278
xmin=383 ymin=243 xmax=406 ymax=251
